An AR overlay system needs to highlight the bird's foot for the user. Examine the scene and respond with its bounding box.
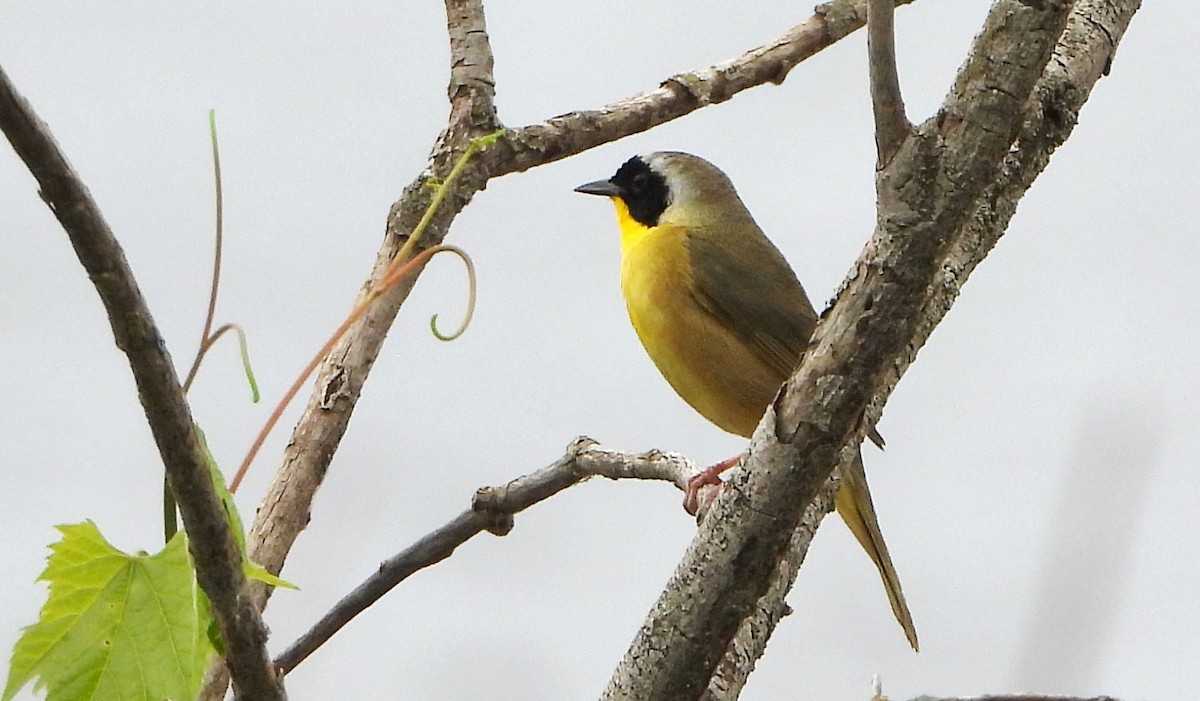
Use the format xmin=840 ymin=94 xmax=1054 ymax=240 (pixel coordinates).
xmin=683 ymin=455 xmax=742 ymax=515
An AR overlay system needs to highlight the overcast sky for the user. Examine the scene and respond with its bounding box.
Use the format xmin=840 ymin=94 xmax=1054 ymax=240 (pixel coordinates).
xmin=2 ymin=2 xmax=1195 ymax=700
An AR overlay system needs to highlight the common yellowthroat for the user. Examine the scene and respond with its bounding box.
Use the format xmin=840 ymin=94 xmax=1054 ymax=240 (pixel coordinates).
xmin=575 ymin=151 xmax=918 ymax=651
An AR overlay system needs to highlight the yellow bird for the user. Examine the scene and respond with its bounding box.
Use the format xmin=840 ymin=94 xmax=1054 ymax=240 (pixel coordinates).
xmin=576 ymin=151 xmax=918 ymax=651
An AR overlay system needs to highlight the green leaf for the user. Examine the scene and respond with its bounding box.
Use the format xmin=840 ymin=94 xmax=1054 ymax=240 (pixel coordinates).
xmin=196 ymin=426 xmax=296 ymax=591
xmin=195 ymin=426 xmax=244 ymax=551
xmin=4 ymin=522 xmax=215 ymax=701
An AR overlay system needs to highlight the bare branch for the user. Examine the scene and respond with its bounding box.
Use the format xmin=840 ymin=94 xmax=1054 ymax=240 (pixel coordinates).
xmin=699 ymin=469 xmax=839 ymax=700
xmin=0 ymin=66 xmax=282 ymax=701
xmin=205 ymin=0 xmax=508 ymax=694
xmin=272 ymin=438 xmax=695 ymax=675
xmin=868 ymin=0 xmax=910 ymax=165
xmin=600 ymin=0 xmax=1144 ymax=697
xmin=486 ymin=0 xmax=916 ymax=175
xmin=919 ymin=0 xmax=1142 ymax=358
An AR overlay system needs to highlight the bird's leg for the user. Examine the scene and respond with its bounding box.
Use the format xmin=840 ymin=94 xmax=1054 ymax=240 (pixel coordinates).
xmin=683 ymin=454 xmax=742 ymax=515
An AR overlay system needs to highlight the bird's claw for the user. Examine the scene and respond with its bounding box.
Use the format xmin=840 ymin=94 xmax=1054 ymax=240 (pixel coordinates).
xmin=683 ymin=455 xmax=741 ymax=515
xmin=683 ymin=471 xmax=725 ymax=515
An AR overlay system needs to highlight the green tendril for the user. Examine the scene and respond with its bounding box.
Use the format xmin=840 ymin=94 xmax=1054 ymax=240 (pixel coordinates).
xmin=428 ymin=244 xmax=477 ymax=341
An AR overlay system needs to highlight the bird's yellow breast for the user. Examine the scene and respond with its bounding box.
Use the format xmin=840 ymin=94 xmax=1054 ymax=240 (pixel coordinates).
xmin=614 ymin=199 xmax=784 ymax=438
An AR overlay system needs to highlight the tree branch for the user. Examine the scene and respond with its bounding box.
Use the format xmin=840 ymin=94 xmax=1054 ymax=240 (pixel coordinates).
xmin=484 ymin=0 xmax=916 ymax=175
xmin=868 ymin=0 xmax=910 ymax=165
xmin=603 ymin=0 xmax=1142 ymax=697
xmin=0 ymin=67 xmax=283 ymax=701
xmin=272 ymin=438 xmax=695 ymax=674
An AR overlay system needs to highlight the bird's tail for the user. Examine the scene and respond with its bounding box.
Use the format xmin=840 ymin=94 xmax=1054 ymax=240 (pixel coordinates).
xmin=835 ymin=451 xmax=919 ymax=651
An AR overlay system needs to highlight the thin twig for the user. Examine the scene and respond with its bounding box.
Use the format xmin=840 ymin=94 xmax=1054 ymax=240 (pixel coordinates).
xmin=0 ymin=66 xmax=283 ymax=701
xmin=272 ymin=438 xmax=696 ymax=674
xmin=867 ymin=0 xmax=910 ymax=165
xmin=202 ymin=1 xmax=506 ymax=695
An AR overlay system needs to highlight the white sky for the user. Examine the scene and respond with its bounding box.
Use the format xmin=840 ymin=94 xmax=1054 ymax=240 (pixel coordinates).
xmin=2 ymin=2 xmax=1195 ymax=700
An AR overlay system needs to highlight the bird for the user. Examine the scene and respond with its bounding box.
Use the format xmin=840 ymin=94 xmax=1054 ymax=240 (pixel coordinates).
xmin=575 ymin=151 xmax=918 ymax=651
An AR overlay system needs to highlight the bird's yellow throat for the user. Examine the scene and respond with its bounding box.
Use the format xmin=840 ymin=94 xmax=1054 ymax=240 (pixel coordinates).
xmin=611 ymin=196 xmax=656 ymax=255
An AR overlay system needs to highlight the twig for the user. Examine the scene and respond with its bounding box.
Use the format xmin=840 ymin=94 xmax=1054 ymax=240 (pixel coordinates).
xmin=867 ymin=0 xmax=910 ymax=165
xmin=0 ymin=67 xmax=283 ymax=701
xmin=201 ymin=3 xmax=504 ymax=696
xmin=272 ymin=438 xmax=695 ymax=674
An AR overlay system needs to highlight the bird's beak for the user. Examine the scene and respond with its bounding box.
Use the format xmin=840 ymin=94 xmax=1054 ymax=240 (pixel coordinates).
xmin=574 ymin=179 xmax=623 ymax=197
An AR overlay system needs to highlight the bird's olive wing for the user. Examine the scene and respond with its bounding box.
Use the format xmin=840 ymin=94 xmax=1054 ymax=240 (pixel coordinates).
xmin=685 ymin=228 xmax=818 ymax=380
xmin=688 ymin=229 xmax=886 ymax=449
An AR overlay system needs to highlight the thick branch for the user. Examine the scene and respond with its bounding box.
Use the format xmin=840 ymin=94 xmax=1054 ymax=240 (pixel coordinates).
xmin=699 ymin=468 xmax=840 ymax=701
xmin=933 ymin=0 xmax=1139 ymax=303
xmin=273 ymin=438 xmax=695 ymax=674
xmin=601 ymin=0 xmax=1143 ymax=697
xmin=0 ymin=67 xmax=282 ymax=700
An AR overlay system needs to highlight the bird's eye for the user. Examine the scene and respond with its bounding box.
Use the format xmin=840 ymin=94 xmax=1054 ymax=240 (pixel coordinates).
xmin=631 ymin=172 xmax=649 ymax=193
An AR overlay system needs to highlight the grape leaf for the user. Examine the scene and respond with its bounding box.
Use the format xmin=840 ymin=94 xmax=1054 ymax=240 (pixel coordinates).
xmin=3 ymin=522 xmax=215 ymax=701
